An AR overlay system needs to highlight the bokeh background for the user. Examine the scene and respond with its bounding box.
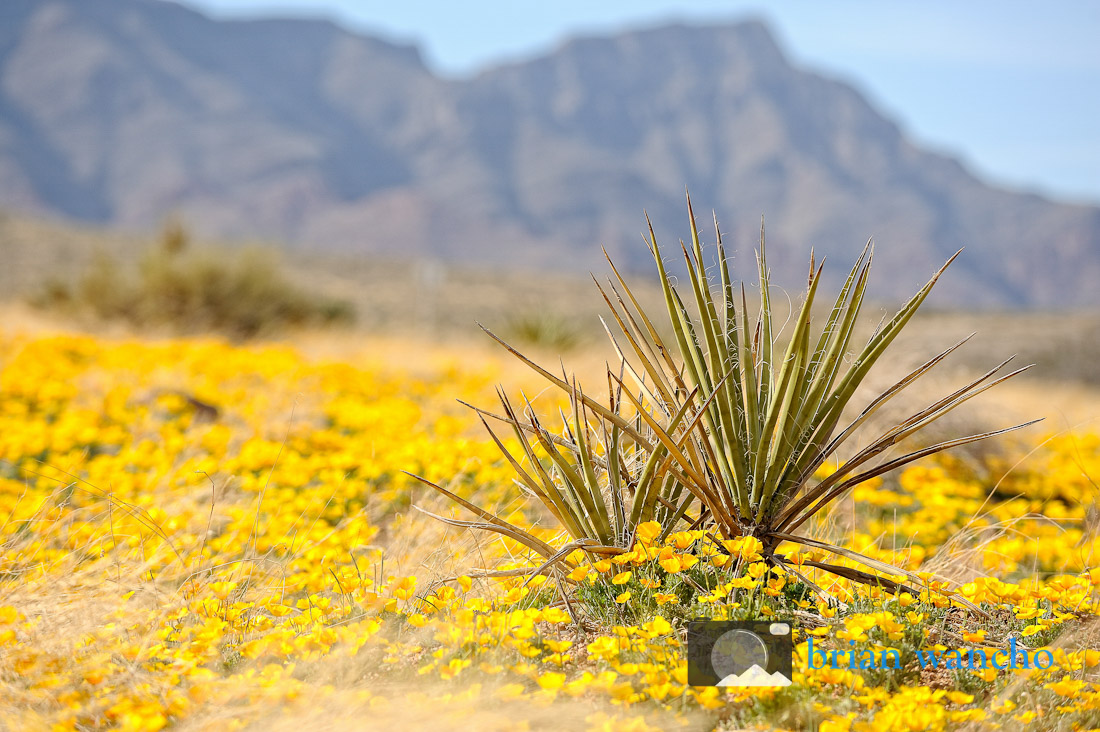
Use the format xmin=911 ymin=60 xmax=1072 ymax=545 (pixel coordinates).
xmin=1 ymin=0 xmax=1098 ymax=424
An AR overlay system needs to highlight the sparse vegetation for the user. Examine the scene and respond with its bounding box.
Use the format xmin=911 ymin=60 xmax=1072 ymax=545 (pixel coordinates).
xmin=31 ymin=221 xmax=354 ymax=339
xmin=505 ymin=311 xmax=585 ymax=351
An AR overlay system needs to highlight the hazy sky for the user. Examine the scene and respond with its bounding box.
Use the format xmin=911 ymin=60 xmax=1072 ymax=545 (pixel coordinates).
xmin=180 ymin=0 xmax=1100 ymax=203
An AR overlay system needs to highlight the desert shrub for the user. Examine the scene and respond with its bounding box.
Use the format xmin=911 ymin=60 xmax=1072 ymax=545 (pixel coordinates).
xmin=31 ymin=222 xmax=353 ymax=339
xmin=504 ymin=311 xmax=584 ymax=351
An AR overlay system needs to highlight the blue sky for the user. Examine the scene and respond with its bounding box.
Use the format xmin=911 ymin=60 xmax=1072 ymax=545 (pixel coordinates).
xmin=180 ymin=0 xmax=1100 ymax=204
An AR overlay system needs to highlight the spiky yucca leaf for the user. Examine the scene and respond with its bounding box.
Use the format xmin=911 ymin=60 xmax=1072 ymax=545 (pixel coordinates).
xmin=631 ymin=201 xmax=1035 ymax=537
xmin=588 ymin=198 xmax=1037 ymax=604
xmin=458 ymin=374 xmax=701 ymax=549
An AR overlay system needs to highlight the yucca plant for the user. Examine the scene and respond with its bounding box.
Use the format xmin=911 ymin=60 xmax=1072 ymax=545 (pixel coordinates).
xmin=413 ymin=374 xmax=697 ymax=577
xmin=414 ymin=197 xmax=1036 ymax=606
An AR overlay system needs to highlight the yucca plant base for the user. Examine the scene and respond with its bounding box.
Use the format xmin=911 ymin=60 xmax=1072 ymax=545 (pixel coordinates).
xmin=414 ymin=198 xmax=1034 ymax=619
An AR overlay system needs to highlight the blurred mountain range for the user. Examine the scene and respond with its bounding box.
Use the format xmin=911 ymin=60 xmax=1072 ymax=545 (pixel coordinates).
xmin=1 ymin=0 xmax=1098 ymax=307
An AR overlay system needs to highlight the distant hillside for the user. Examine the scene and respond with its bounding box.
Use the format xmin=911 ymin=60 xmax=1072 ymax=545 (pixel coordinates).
xmin=1 ymin=0 xmax=1098 ymax=306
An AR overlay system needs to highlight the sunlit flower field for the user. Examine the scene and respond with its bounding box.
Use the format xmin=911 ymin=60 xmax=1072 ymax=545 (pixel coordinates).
xmin=2 ymin=332 xmax=1100 ymax=731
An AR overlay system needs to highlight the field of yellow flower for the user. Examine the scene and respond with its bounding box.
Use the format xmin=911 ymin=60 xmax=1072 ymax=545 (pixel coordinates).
xmin=2 ymin=330 xmax=1100 ymax=731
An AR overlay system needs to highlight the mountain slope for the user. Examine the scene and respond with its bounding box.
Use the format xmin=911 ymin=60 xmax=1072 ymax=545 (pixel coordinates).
xmin=1 ymin=0 xmax=1097 ymax=306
